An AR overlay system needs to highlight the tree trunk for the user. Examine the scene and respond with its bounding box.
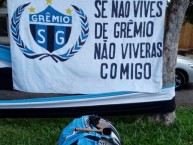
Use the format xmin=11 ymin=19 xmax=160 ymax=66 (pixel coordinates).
xmin=152 ymin=0 xmax=190 ymax=125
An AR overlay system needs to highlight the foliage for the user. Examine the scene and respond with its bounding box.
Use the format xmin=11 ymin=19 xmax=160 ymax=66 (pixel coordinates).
xmin=184 ymin=0 xmax=193 ymax=24
xmin=0 ymin=108 xmax=193 ymax=145
xmin=167 ymin=0 xmax=193 ymax=24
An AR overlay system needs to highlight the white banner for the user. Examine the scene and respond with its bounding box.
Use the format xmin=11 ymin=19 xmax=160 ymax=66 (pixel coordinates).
xmin=0 ymin=86 xmax=175 ymax=109
xmin=8 ymin=0 xmax=166 ymax=94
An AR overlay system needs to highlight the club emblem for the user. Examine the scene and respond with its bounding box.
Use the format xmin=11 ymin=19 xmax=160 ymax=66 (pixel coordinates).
xmin=11 ymin=1 xmax=89 ymax=62
xmin=29 ymin=6 xmax=72 ymax=52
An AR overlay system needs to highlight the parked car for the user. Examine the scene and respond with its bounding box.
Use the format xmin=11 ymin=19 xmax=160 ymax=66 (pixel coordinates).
xmin=176 ymin=55 xmax=193 ymax=90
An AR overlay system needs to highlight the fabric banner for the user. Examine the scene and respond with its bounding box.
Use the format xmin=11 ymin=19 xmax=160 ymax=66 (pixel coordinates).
xmin=8 ymin=0 xmax=167 ymax=94
xmin=0 ymin=85 xmax=175 ymax=109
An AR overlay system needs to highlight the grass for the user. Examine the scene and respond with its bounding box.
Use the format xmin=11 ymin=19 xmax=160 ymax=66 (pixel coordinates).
xmin=0 ymin=107 xmax=193 ymax=145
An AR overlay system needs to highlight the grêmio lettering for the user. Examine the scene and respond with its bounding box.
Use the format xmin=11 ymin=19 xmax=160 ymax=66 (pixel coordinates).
xmin=30 ymin=13 xmax=71 ymax=24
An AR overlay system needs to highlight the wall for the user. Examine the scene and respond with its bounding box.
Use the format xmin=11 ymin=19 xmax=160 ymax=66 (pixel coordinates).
xmin=179 ymin=22 xmax=193 ymax=49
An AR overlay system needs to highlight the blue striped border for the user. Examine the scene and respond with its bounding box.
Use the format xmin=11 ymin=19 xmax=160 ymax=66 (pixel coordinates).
xmin=162 ymin=84 xmax=175 ymax=89
xmin=0 ymin=85 xmax=175 ymax=103
xmin=0 ymin=45 xmax=11 ymax=62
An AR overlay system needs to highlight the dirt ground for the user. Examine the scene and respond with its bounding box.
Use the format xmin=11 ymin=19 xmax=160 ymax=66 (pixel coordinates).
xmin=175 ymin=84 xmax=193 ymax=107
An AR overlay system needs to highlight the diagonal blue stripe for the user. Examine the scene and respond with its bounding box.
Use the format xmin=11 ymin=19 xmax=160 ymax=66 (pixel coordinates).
xmin=0 ymin=85 xmax=175 ymax=103
xmin=0 ymin=45 xmax=11 ymax=62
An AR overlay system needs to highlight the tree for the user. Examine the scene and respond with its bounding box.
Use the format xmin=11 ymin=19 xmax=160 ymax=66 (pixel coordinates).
xmin=184 ymin=0 xmax=193 ymax=24
xmin=152 ymin=0 xmax=190 ymax=125
xmin=167 ymin=0 xmax=193 ymax=24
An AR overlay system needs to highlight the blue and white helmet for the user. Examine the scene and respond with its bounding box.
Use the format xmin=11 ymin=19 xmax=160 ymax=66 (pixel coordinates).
xmin=97 ymin=118 xmax=121 ymax=145
xmin=58 ymin=115 xmax=121 ymax=145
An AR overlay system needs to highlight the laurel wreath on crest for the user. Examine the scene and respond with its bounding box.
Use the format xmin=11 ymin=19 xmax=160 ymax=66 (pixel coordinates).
xmin=11 ymin=3 xmax=89 ymax=62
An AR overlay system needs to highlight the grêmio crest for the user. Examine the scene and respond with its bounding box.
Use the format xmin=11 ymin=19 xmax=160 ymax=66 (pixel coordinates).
xmin=29 ymin=6 xmax=72 ymax=53
xmin=11 ymin=1 xmax=89 ymax=62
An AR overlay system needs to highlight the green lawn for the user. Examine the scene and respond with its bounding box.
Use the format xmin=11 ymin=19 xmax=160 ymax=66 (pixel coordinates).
xmin=0 ymin=107 xmax=193 ymax=145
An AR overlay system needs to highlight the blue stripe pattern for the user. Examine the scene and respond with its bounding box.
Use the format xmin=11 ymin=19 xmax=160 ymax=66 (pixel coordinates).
xmin=0 ymin=85 xmax=175 ymax=103
xmin=0 ymin=45 xmax=11 ymax=62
